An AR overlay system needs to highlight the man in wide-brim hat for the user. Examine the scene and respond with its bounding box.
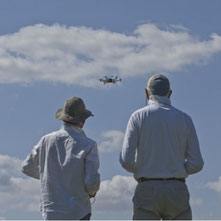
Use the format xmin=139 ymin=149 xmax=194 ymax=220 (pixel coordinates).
xmin=22 ymin=97 xmax=100 ymax=220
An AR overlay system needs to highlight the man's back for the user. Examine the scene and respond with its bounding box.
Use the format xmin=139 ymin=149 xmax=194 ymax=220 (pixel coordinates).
xmin=134 ymin=96 xmax=203 ymax=179
xmin=22 ymin=123 xmax=100 ymax=220
xmin=121 ymin=96 xmax=203 ymax=179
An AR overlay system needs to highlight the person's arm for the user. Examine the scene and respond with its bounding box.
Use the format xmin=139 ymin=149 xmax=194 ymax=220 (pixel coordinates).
xmin=21 ymin=138 xmax=43 ymax=180
xmin=120 ymin=113 xmax=139 ymax=173
xmin=184 ymin=116 xmax=204 ymax=175
xmin=84 ymin=143 xmax=100 ymax=196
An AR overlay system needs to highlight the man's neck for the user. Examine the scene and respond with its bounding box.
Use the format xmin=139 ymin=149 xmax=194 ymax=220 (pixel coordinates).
xmin=148 ymin=95 xmax=171 ymax=105
xmin=63 ymin=122 xmax=86 ymax=136
xmin=63 ymin=120 xmax=83 ymax=128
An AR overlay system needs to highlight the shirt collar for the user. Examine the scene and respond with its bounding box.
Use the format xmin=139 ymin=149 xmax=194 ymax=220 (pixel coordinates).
xmin=62 ymin=122 xmax=86 ymax=136
xmin=148 ymin=95 xmax=171 ymax=105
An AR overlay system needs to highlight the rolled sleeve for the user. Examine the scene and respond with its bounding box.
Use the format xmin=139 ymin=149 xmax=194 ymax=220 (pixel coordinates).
xmin=185 ymin=117 xmax=204 ymax=174
xmin=84 ymin=143 xmax=100 ymax=195
xmin=120 ymin=113 xmax=138 ymax=173
xmin=22 ymin=139 xmax=42 ymax=180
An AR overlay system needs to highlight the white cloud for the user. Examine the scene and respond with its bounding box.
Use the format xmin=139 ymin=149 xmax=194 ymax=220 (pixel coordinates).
xmin=190 ymin=197 xmax=203 ymax=206
xmin=0 ymin=155 xmax=22 ymax=174
xmin=94 ymin=175 xmax=136 ymax=211
xmin=207 ymin=176 xmax=221 ymax=193
xmin=0 ymin=155 xmax=22 ymax=188
xmin=0 ymin=23 xmax=221 ymax=87
xmin=0 ymin=155 xmax=40 ymax=215
xmin=98 ymin=130 xmax=124 ymax=152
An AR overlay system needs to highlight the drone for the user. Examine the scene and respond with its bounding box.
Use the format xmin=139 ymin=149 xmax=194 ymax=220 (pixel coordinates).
xmin=99 ymin=76 xmax=122 ymax=85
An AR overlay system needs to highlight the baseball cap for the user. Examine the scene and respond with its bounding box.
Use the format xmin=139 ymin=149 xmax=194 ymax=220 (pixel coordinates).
xmin=147 ymin=74 xmax=170 ymax=96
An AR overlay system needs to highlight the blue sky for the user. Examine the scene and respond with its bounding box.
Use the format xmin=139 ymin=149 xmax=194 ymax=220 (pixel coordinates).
xmin=0 ymin=0 xmax=221 ymax=220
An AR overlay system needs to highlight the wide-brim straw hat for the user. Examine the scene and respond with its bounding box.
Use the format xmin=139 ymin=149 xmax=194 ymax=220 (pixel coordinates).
xmin=56 ymin=97 xmax=93 ymax=123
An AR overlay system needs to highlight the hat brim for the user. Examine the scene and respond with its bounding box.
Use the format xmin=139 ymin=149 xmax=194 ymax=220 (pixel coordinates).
xmin=56 ymin=108 xmax=93 ymax=123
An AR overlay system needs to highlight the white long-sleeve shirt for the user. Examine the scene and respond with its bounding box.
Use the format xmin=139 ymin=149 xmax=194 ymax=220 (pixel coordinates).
xmin=120 ymin=95 xmax=204 ymax=180
xmin=22 ymin=123 xmax=100 ymax=220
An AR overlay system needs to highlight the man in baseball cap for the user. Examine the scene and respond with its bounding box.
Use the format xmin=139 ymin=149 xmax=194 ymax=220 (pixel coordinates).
xmin=22 ymin=97 xmax=100 ymax=220
xmin=120 ymin=74 xmax=204 ymax=220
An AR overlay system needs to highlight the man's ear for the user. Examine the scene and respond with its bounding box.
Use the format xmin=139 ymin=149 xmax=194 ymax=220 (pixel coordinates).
xmin=145 ymin=88 xmax=150 ymax=100
xmin=168 ymin=90 xmax=172 ymax=98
